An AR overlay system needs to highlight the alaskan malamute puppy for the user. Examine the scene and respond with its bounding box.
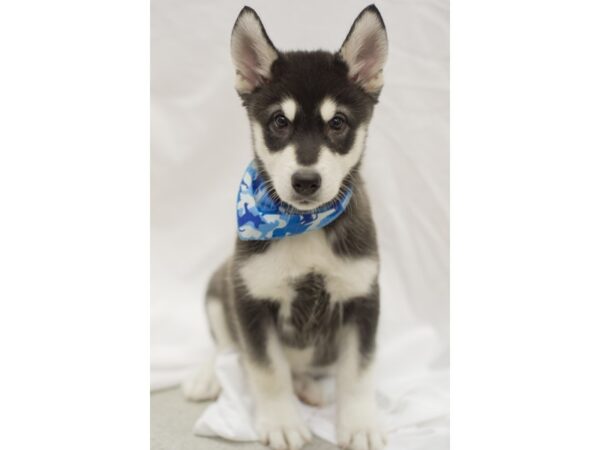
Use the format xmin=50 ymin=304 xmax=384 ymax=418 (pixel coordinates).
xmin=183 ymin=5 xmax=388 ymax=450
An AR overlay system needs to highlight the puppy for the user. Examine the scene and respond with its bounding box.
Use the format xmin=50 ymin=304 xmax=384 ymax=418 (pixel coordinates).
xmin=183 ymin=5 xmax=388 ymax=450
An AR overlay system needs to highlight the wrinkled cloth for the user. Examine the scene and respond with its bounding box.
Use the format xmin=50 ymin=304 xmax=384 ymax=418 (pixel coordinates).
xmin=236 ymin=161 xmax=352 ymax=240
xmin=194 ymin=327 xmax=449 ymax=449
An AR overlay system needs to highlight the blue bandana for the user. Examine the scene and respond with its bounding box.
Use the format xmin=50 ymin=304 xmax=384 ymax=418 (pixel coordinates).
xmin=236 ymin=161 xmax=352 ymax=240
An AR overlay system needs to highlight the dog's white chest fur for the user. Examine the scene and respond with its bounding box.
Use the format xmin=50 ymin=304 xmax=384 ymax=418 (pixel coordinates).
xmin=239 ymin=230 xmax=378 ymax=304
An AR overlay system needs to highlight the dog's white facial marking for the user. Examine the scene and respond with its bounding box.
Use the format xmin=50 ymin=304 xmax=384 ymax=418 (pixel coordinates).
xmin=319 ymin=97 xmax=337 ymax=122
xmin=252 ymin=120 xmax=367 ymax=211
xmin=240 ymin=231 xmax=378 ymax=304
xmin=252 ymin=120 xmax=299 ymax=205
xmin=315 ymin=125 xmax=367 ymax=204
xmin=281 ymin=98 xmax=297 ymax=121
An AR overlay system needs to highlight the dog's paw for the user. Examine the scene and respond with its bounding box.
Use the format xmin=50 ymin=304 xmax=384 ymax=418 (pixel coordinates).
xmin=337 ymin=409 xmax=386 ymax=450
xmin=256 ymin=409 xmax=312 ymax=450
xmin=181 ymin=368 xmax=220 ymax=402
xmin=337 ymin=427 xmax=387 ymax=450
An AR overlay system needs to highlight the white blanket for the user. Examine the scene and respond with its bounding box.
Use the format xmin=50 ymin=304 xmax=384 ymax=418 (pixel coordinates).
xmin=151 ymin=1 xmax=449 ymax=449
xmin=194 ymin=327 xmax=448 ymax=449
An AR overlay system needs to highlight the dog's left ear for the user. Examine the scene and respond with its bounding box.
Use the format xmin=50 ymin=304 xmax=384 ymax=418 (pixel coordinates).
xmin=339 ymin=5 xmax=388 ymax=96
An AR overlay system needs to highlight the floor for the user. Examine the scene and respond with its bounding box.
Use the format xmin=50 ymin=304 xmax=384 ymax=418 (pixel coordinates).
xmin=151 ymin=387 xmax=337 ymax=450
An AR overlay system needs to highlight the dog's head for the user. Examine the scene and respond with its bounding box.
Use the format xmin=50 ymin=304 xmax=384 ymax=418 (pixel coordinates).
xmin=231 ymin=5 xmax=387 ymax=211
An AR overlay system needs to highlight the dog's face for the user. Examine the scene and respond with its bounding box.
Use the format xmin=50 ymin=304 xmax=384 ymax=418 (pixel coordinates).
xmin=231 ymin=6 xmax=387 ymax=211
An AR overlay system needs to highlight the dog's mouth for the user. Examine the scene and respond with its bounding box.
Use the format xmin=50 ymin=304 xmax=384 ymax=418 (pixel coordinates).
xmin=283 ymin=196 xmax=323 ymax=212
xmin=283 ymin=189 xmax=347 ymax=213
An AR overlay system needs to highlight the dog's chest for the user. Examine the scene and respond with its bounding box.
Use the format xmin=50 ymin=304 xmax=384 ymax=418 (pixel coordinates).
xmin=239 ymin=230 xmax=378 ymax=304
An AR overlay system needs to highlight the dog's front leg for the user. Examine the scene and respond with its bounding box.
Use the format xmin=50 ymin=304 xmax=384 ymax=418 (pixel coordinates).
xmin=237 ymin=299 xmax=311 ymax=450
xmin=336 ymin=295 xmax=386 ymax=450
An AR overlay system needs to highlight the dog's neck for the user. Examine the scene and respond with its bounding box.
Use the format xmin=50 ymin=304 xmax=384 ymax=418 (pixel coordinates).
xmin=322 ymin=171 xmax=379 ymax=259
xmin=235 ymin=163 xmax=377 ymax=258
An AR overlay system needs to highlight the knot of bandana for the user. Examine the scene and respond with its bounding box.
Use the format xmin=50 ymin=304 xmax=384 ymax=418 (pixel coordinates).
xmin=236 ymin=161 xmax=352 ymax=241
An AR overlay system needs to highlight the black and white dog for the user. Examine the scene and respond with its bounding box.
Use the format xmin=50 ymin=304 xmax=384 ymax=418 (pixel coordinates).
xmin=183 ymin=5 xmax=388 ymax=450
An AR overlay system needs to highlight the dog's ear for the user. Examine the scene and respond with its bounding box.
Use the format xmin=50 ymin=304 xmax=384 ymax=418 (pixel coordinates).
xmin=231 ymin=7 xmax=279 ymax=95
xmin=339 ymin=5 xmax=388 ymax=96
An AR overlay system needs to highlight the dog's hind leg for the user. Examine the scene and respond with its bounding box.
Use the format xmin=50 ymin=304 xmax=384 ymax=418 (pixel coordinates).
xmin=180 ymin=347 xmax=220 ymax=401
xmin=293 ymin=374 xmax=333 ymax=407
xmin=182 ymin=261 xmax=235 ymax=402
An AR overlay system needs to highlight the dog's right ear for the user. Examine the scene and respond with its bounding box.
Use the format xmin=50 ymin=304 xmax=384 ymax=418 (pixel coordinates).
xmin=231 ymin=7 xmax=278 ymax=96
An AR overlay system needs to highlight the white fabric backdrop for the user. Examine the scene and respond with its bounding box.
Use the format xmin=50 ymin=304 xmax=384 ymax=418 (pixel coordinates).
xmin=151 ymin=1 xmax=448 ymax=448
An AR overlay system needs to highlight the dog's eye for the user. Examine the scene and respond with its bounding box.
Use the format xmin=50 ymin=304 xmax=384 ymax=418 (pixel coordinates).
xmin=328 ymin=114 xmax=347 ymax=131
xmin=271 ymin=114 xmax=289 ymax=130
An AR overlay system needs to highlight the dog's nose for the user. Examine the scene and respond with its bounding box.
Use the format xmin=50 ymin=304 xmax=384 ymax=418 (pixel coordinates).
xmin=291 ymin=171 xmax=321 ymax=196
